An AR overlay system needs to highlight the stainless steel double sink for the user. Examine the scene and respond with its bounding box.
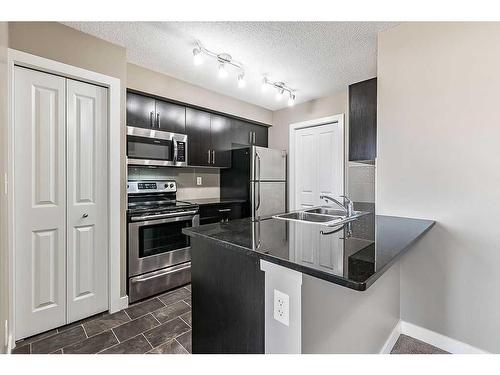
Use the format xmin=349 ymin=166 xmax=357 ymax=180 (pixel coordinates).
xmin=273 ymin=206 xmax=369 ymax=227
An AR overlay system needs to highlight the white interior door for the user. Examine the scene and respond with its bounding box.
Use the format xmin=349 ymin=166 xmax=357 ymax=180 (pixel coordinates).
xmin=14 ymin=67 xmax=67 ymax=339
xmin=294 ymin=123 xmax=344 ymax=209
xmin=66 ymin=79 xmax=108 ymax=323
xmin=292 ymin=122 xmax=344 ymax=274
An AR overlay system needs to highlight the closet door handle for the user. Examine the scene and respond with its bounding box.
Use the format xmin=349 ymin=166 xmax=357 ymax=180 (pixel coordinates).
xmin=212 ymin=150 xmax=215 ymax=164
xmin=207 ymin=149 xmax=211 ymax=164
xmin=82 ymin=213 xmax=88 ymax=219
xmin=156 ymin=113 xmax=160 ymax=128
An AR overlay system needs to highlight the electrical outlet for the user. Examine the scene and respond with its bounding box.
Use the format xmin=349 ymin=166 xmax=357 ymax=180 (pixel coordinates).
xmin=196 ymin=177 xmax=202 ymax=186
xmin=273 ymin=289 xmax=289 ymax=326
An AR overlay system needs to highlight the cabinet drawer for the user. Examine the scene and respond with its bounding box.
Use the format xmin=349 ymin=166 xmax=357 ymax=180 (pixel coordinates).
xmin=199 ymin=202 xmax=247 ymax=224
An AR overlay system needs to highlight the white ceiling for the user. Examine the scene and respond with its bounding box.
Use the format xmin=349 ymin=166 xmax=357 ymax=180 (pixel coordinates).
xmin=63 ymin=22 xmax=398 ymax=111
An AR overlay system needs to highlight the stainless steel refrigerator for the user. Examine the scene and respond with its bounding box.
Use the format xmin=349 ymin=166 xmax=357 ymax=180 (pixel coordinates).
xmin=221 ymin=145 xmax=287 ymax=220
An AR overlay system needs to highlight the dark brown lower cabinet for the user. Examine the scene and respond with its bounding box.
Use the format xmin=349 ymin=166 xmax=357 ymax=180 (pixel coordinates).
xmin=198 ymin=202 xmax=247 ymax=225
xmin=191 ymin=237 xmax=265 ymax=354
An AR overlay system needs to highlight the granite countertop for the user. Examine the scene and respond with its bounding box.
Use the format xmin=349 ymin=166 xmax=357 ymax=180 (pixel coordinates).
xmin=183 ymin=197 xmax=248 ymax=206
xmin=183 ymin=204 xmax=434 ymax=291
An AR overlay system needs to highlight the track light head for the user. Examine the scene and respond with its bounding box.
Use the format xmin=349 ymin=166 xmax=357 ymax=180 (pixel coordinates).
xmin=288 ymin=93 xmax=296 ymax=107
xmin=193 ymin=47 xmax=203 ymax=66
xmin=218 ymin=63 xmax=228 ymax=78
xmin=237 ymin=73 xmax=246 ymax=88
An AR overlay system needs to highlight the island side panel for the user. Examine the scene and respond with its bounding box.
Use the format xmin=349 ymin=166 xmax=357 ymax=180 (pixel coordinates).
xmin=191 ymin=237 xmax=265 ymax=353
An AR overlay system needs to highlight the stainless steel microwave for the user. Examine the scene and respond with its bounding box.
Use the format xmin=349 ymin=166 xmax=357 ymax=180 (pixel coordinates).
xmin=127 ymin=126 xmax=188 ymax=167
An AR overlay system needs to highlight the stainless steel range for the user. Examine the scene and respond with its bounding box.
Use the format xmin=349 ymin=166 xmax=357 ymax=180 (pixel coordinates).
xmin=127 ymin=179 xmax=199 ymax=303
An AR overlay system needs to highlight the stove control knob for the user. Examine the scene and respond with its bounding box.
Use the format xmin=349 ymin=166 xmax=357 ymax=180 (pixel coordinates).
xmin=164 ymin=183 xmax=168 ymax=188
xmin=170 ymin=183 xmax=174 ymax=188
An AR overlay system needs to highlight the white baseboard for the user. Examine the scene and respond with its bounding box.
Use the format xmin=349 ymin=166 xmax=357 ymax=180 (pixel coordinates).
xmin=380 ymin=321 xmax=402 ymax=354
xmin=110 ymin=295 xmax=129 ymax=313
xmin=380 ymin=320 xmax=489 ymax=354
xmin=7 ymin=334 xmax=13 ymax=354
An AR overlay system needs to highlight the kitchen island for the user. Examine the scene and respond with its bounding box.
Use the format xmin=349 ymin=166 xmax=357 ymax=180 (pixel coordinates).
xmin=183 ymin=208 xmax=434 ymax=353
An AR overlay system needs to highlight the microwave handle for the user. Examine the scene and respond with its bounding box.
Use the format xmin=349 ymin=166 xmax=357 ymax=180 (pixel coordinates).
xmin=173 ymin=139 xmax=178 ymax=163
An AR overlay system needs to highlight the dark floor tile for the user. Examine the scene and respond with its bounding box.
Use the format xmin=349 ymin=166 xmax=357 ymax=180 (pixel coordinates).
xmin=179 ymin=311 xmax=191 ymax=327
xmin=158 ymin=287 xmax=191 ymax=306
xmin=144 ymin=317 xmax=190 ymax=348
xmin=63 ymin=330 xmax=118 ymax=354
xmin=83 ymin=310 xmax=130 ymax=337
xmin=50 ymin=349 xmax=63 ymax=354
xmin=58 ymin=312 xmax=107 ymax=333
xmin=100 ymin=334 xmax=152 ymax=354
xmin=176 ymin=330 xmax=191 ymax=353
xmin=112 ymin=314 xmax=159 ymax=342
xmin=183 ymin=297 xmax=191 ymax=307
xmin=16 ymin=329 xmax=58 ymax=346
xmin=31 ymin=326 xmax=86 ymax=354
xmin=184 ymin=284 xmax=191 ymax=292
xmin=148 ymin=339 xmax=188 ymax=354
xmin=152 ymin=301 xmax=190 ymax=324
xmin=391 ymin=334 xmax=448 ymax=354
xmin=12 ymin=344 xmax=30 ymax=354
xmin=125 ymin=298 xmax=164 ymax=320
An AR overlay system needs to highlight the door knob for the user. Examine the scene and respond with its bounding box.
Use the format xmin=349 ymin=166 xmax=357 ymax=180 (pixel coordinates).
xmin=82 ymin=213 xmax=88 ymax=218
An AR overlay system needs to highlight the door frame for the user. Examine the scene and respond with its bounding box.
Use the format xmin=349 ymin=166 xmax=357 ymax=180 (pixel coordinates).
xmin=7 ymin=49 xmax=125 ymax=342
xmin=288 ymin=114 xmax=345 ymax=211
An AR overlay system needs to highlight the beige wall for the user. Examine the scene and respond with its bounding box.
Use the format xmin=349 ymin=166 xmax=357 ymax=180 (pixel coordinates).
xmin=0 ymin=21 xmax=8 ymax=354
xmin=377 ymin=22 xmax=500 ymax=352
xmin=127 ymin=63 xmax=273 ymax=125
xmin=302 ymin=264 xmax=400 ymax=353
xmin=270 ymin=90 xmax=347 ymax=152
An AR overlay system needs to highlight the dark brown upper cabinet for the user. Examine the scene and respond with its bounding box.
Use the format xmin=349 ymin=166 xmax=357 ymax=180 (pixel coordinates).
xmin=186 ymin=108 xmax=212 ymax=167
xmin=349 ymin=77 xmax=377 ymax=162
xmin=231 ymin=119 xmax=268 ymax=148
xmin=155 ymin=100 xmax=186 ymax=134
xmin=185 ymin=109 xmax=232 ymax=168
xmin=127 ymin=92 xmax=186 ymax=133
xmin=210 ymin=114 xmax=232 ymax=168
xmin=127 ymin=91 xmax=269 ymax=168
xmin=126 ymin=92 xmax=156 ymax=129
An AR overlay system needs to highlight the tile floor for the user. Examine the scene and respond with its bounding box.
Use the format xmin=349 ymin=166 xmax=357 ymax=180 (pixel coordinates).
xmin=12 ymin=284 xmax=192 ymax=354
xmin=12 ymin=284 xmax=447 ymax=355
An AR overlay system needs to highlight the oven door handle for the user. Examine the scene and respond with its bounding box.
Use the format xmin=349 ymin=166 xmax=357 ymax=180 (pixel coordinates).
xmin=130 ymin=262 xmax=191 ymax=283
xmin=130 ymin=210 xmax=198 ymax=221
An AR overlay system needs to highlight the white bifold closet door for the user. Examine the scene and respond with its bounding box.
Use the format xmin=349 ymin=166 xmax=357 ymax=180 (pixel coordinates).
xmin=14 ymin=66 xmax=108 ymax=340
xmin=66 ymin=78 xmax=108 ymax=323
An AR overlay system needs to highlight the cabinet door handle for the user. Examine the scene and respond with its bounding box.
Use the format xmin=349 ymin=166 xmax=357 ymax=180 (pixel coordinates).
xmin=150 ymin=111 xmax=155 ymax=127
xmin=249 ymin=131 xmax=252 ymax=144
xmin=212 ymin=150 xmax=215 ymax=164
xmin=253 ymin=132 xmax=256 ymax=144
xmin=207 ymin=149 xmax=211 ymax=164
xmin=218 ymin=208 xmax=231 ymax=212
xmin=156 ymin=112 xmax=160 ymax=128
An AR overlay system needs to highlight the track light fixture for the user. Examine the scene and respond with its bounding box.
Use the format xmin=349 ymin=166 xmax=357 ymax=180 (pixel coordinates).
xmin=262 ymin=77 xmax=296 ymax=106
xmin=193 ymin=40 xmax=244 ymax=86
xmin=192 ymin=40 xmax=298 ymax=105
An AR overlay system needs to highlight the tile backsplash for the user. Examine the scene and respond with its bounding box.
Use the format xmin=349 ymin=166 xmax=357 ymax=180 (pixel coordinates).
xmin=128 ymin=166 xmax=220 ymax=200
xmin=348 ymin=162 xmax=375 ymax=203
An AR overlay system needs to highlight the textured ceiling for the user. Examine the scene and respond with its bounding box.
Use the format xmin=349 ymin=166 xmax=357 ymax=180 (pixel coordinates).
xmin=63 ymin=22 xmax=398 ymax=110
